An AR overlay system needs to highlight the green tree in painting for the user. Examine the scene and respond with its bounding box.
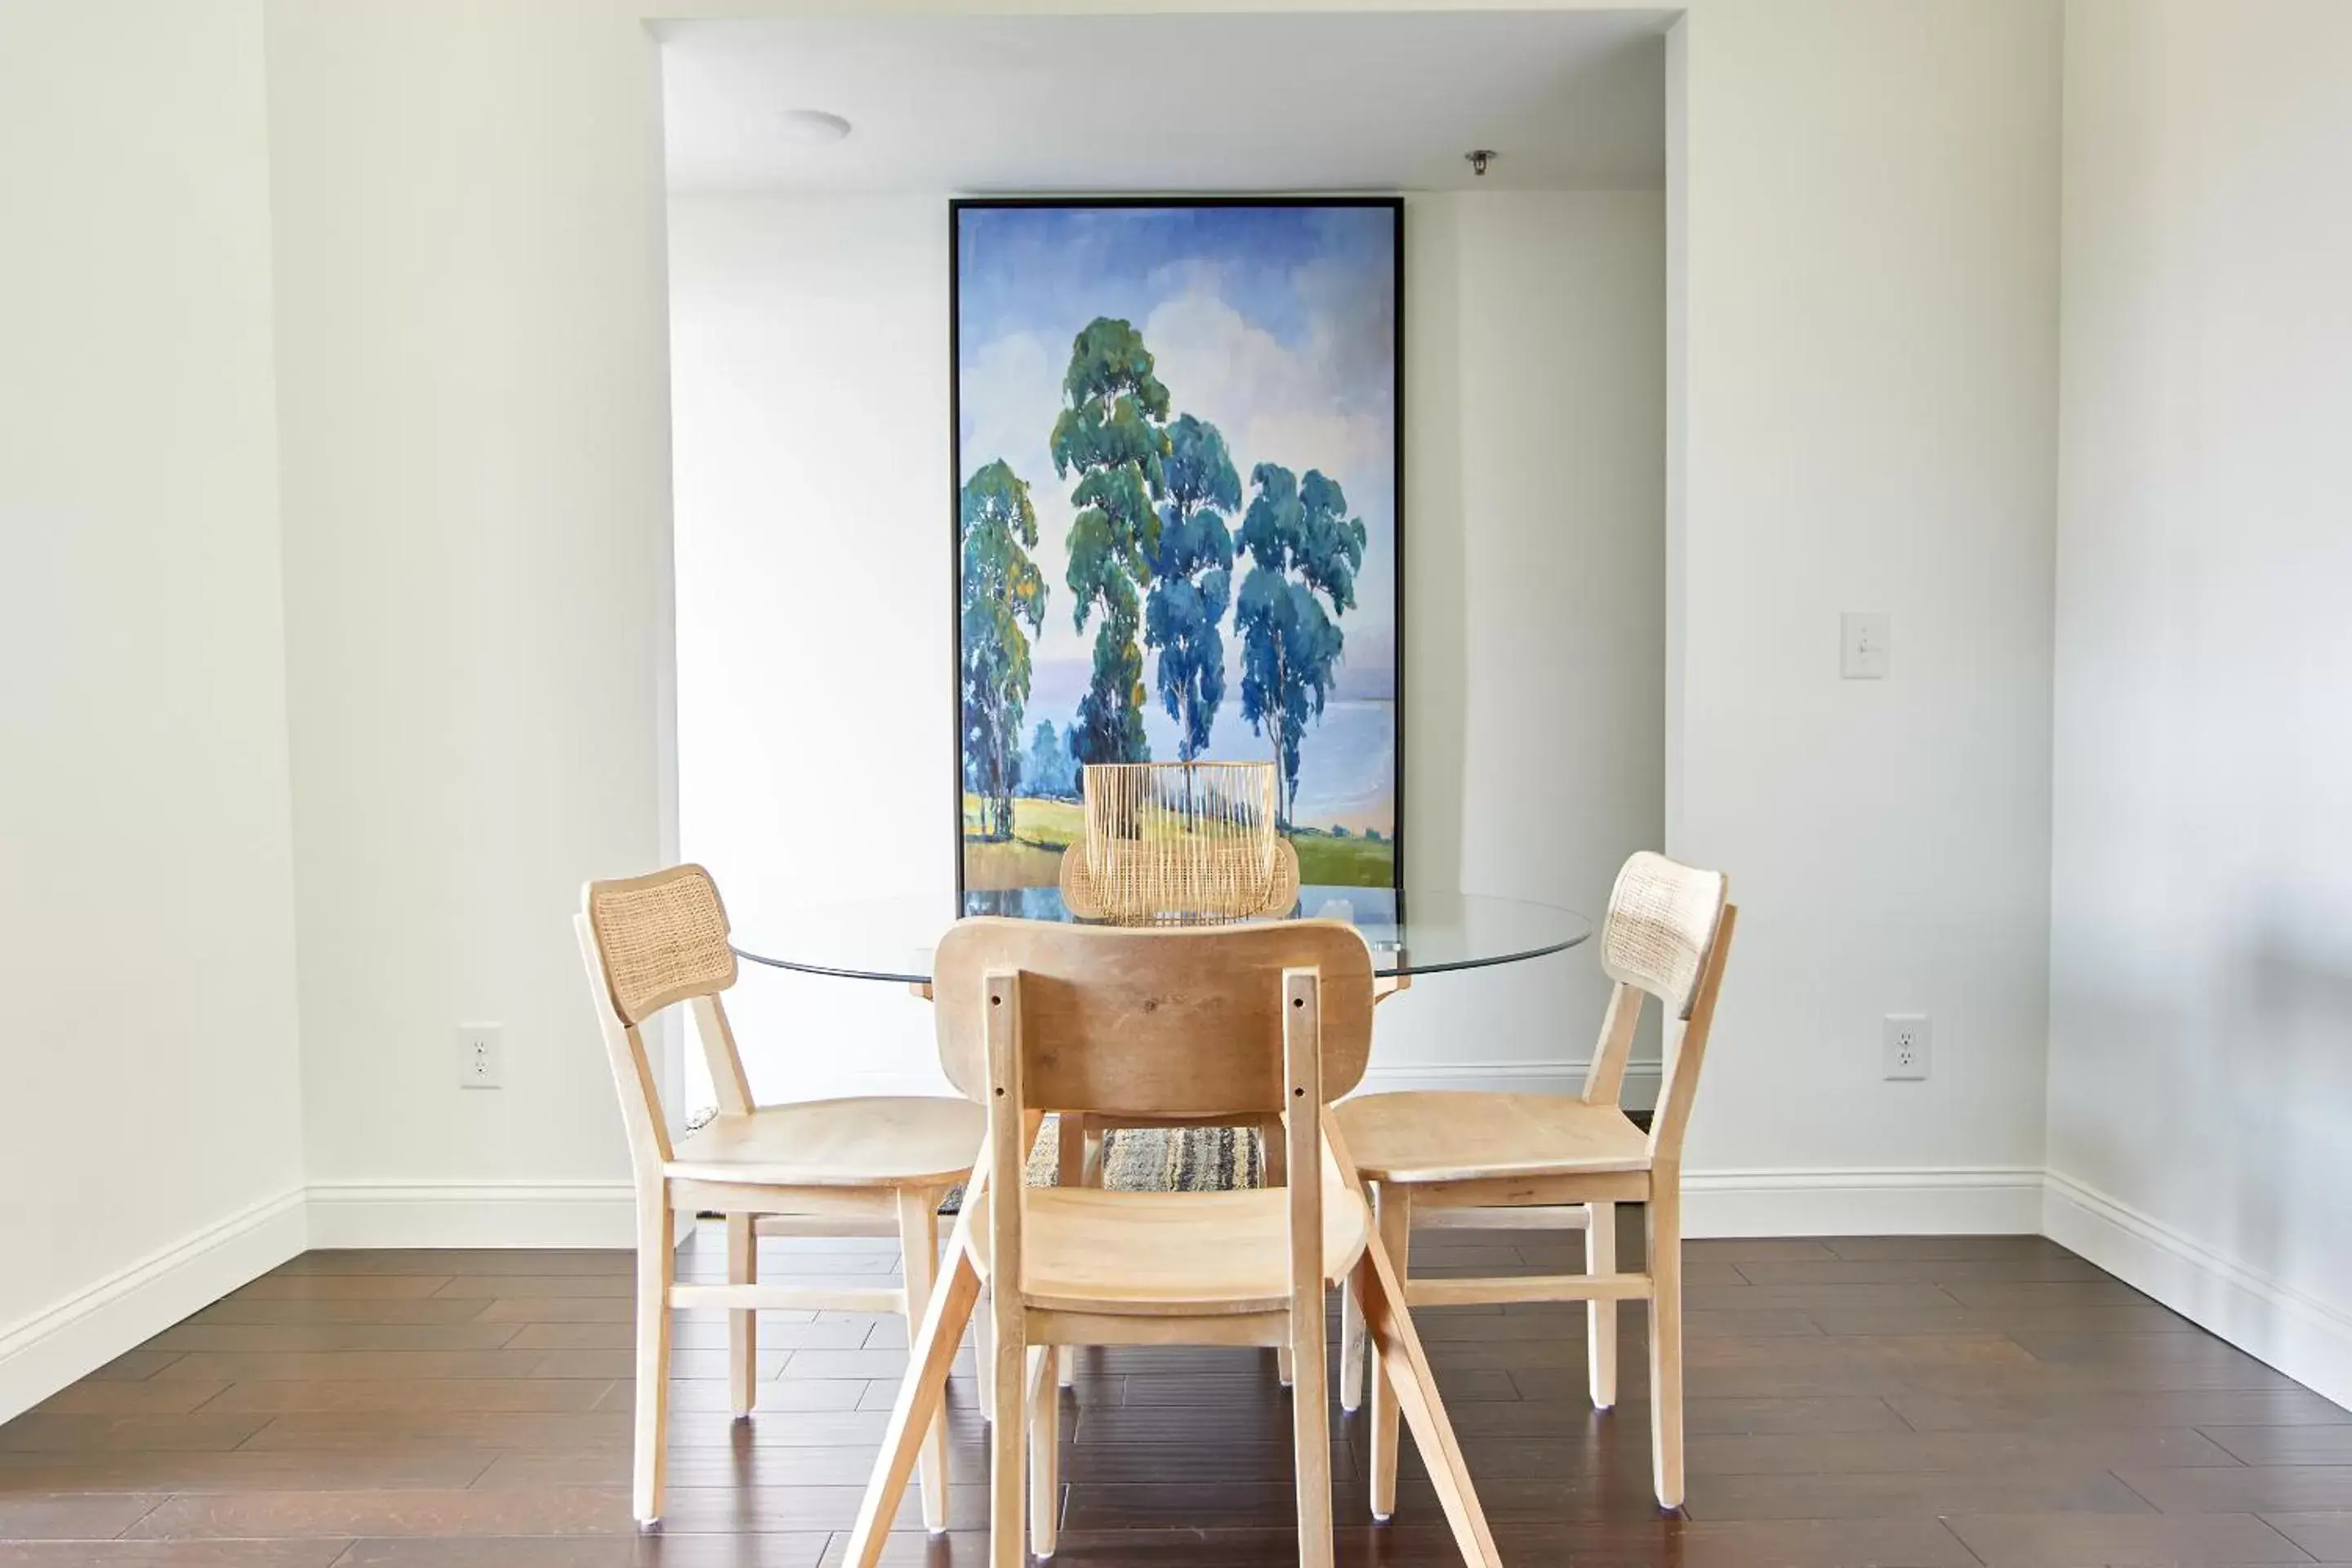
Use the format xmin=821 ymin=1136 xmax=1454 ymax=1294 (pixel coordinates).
xmin=1236 ymin=463 xmax=1366 ymax=829
xmin=1050 ymin=318 xmax=1170 ymax=768
xmin=1023 ymin=718 xmax=1078 ymax=799
xmin=960 ymin=459 xmax=1047 ymax=841
xmin=1144 ymin=414 xmax=1241 ymax=763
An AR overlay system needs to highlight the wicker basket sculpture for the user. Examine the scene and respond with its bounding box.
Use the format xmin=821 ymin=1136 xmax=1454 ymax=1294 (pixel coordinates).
xmin=1058 ymin=761 xmax=1301 ymax=926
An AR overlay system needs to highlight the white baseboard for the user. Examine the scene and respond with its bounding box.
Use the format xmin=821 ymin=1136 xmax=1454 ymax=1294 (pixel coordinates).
xmin=0 ymin=1187 xmax=306 ymax=1423
xmin=2044 ymin=1169 xmax=2352 ymax=1412
xmin=305 ymin=1181 xmax=636 ymax=1250
xmin=1682 ymin=1165 xmax=2045 ymax=1237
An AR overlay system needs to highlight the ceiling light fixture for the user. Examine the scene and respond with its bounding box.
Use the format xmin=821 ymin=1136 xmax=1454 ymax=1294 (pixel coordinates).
xmin=779 ymin=109 xmax=853 ymax=145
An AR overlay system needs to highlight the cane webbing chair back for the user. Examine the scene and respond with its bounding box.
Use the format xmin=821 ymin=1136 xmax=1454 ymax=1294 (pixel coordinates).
xmin=586 ymin=864 xmax=737 ymax=1027
xmin=1601 ymin=851 xmax=1729 ymax=1021
xmin=1058 ymin=762 xmax=1298 ymax=925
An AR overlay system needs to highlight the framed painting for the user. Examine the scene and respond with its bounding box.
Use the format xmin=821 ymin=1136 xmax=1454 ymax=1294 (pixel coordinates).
xmin=951 ymin=197 xmax=1403 ymax=914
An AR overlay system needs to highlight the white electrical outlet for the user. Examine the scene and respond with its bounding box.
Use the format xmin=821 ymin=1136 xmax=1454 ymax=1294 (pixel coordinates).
xmin=458 ymin=1022 xmax=504 ymax=1089
xmin=1883 ymin=1014 xmax=1930 ymax=1080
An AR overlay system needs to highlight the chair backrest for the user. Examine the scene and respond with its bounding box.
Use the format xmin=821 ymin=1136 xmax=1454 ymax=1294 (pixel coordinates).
xmin=1600 ymin=851 xmax=1727 ymax=1022
xmin=931 ymin=917 xmax=1374 ymax=1118
xmin=576 ymin=865 xmax=756 ymax=1183
xmin=1059 ymin=762 xmax=1297 ymax=925
xmin=1579 ymin=852 xmax=1736 ymax=1170
xmin=585 ymin=865 xmax=737 ymax=1025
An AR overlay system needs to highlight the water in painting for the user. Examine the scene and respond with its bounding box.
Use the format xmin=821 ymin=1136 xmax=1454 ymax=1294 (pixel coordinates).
xmin=955 ymin=201 xmax=1400 ymax=909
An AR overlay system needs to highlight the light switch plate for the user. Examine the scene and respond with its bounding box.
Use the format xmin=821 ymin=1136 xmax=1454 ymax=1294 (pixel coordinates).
xmin=1842 ymin=612 xmax=1891 ymax=679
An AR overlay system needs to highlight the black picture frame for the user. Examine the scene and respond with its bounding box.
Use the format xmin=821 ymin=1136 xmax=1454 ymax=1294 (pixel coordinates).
xmin=949 ymin=195 xmax=1405 ymax=911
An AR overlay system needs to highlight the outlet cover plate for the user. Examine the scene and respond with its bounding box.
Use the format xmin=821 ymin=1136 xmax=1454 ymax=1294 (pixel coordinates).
xmin=458 ymin=1022 xmax=504 ymax=1089
xmin=1883 ymin=1013 xmax=1930 ymax=1080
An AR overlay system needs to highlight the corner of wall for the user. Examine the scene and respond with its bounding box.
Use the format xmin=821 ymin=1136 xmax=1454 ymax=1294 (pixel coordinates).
xmin=0 ymin=1188 xmax=306 ymax=1423
xmin=2045 ymin=1169 xmax=2352 ymax=1412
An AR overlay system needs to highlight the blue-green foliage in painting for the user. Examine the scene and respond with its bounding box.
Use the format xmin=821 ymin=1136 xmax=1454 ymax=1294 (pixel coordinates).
xmin=959 ymin=458 xmax=1047 ymax=840
xmin=1025 ymin=719 xmax=1079 ymax=799
xmin=1143 ymin=413 xmax=1241 ymax=763
xmin=1236 ymin=463 xmax=1366 ymax=829
xmin=1050 ymin=318 xmax=1170 ymax=770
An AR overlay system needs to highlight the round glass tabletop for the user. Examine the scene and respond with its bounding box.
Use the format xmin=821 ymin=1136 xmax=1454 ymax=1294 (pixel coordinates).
xmin=731 ymin=887 xmax=1592 ymax=986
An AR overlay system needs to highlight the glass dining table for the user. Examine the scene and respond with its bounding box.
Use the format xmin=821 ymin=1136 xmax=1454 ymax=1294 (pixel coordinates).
xmin=729 ymin=884 xmax=1594 ymax=992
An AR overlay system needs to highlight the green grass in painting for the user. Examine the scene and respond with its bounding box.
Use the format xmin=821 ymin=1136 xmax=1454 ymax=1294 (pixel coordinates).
xmin=962 ymin=795 xmax=1394 ymax=891
xmin=1287 ymin=829 xmax=1394 ymax=888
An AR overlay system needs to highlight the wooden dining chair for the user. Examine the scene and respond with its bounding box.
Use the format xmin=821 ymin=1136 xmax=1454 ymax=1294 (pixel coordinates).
xmin=1333 ymin=851 xmax=1736 ymax=1512
xmin=574 ymin=865 xmax=987 ymax=1528
xmin=839 ymin=917 xmax=1506 ymax=1568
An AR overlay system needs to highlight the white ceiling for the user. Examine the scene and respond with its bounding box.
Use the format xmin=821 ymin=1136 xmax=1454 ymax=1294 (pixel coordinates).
xmin=660 ymin=11 xmax=1672 ymax=196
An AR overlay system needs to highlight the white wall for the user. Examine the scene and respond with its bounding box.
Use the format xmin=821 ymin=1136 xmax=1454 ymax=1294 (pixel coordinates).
xmin=668 ymin=194 xmax=956 ymax=1105
xmin=668 ymin=188 xmax=1664 ymax=1108
xmin=0 ymin=0 xmax=307 ymax=1415
xmin=1671 ymin=0 xmax=2062 ymax=1228
xmin=229 ymin=0 xmax=2073 ymax=1249
xmin=2046 ymin=0 xmax=2352 ymax=1405
xmin=265 ymin=0 xmax=678 ymax=1245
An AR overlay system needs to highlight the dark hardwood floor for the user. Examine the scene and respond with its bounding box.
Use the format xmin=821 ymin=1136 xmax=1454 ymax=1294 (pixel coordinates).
xmin=5 ymin=1220 xmax=2349 ymax=1566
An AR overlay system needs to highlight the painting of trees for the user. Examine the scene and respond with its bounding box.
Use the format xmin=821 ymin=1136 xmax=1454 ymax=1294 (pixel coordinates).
xmin=953 ymin=200 xmax=1400 ymax=898
xmin=958 ymin=459 xmax=1046 ymax=841
xmin=1144 ymin=413 xmax=1240 ymax=763
xmin=1236 ymin=463 xmax=1367 ymax=829
xmin=1051 ymin=317 xmax=1169 ymax=769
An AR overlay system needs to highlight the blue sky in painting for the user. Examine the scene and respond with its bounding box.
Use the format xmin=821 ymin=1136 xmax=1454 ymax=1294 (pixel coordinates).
xmin=957 ymin=203 xmax=1397 ymax=831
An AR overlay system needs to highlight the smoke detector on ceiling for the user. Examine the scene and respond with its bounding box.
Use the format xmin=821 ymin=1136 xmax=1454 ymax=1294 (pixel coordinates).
xmin=780 ymin=109 xmax=853 ymax=145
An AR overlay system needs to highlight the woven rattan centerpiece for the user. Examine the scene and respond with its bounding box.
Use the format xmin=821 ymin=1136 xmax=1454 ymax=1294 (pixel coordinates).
xmin=1058 ymin=761 xmax=1300 ymax=925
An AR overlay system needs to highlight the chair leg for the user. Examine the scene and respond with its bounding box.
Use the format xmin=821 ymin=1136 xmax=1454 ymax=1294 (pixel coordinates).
xmin=1647 ymin=1183 xmax=1686 ymax=1510
xmin=1056 ymin=1116 xmax=1087 ymax=1390
xmin=1368 ymin=1182 xmax=1410 ymax=1522
xmin=896 ymin=1189 xmax=951 ymax=1534
xmin=975 ymin=1291 xmax=996 ymax=1425
xmin=1355 ymin=1216 xmax=1503 ymax=1566
xmin=841 ymin=1237 xmax=982 ymax=1568
xmin=1339 ymin=1260 xmax=1368 ymax=1414
xmin=726 ymin=1214 xmax=757 ymax=1420
xmin=1588 ymin=1200 xmax=1619 ymax=1410
xmin=1263 ymin=1117 xmax=1294 ymax=1387
xmin=1028 ymin=1343 xmax=1060 ymax=1559
xmin=631 ymin=1191 xmax=675 ymax=1526
xmin=1292 ymin=1263 xmax=1334 ymax=1568
xmin=988 ymin=1290 xmax=1027 ymax=1568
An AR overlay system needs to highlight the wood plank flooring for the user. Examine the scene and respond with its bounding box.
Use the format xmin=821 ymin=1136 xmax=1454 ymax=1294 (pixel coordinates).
xmin=4 ymin=1222 xmax=2348 ymax=1566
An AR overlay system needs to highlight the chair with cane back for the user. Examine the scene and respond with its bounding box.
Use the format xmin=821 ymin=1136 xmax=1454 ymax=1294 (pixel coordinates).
xmin=1332 ymin=851 xmax=1736 ymax=1513
xmin=575 ymin=865 xmax=987 ymax=1528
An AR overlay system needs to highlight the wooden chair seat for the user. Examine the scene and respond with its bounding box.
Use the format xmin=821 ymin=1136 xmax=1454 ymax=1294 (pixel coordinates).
xmin=964 ymin=1184 xmax=1369 ymax=1315
xmin=1337 ymin=1092 xmax=1651 ymax=1183
xmin=666 ymin=1096 xmax=984 ymax=1189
